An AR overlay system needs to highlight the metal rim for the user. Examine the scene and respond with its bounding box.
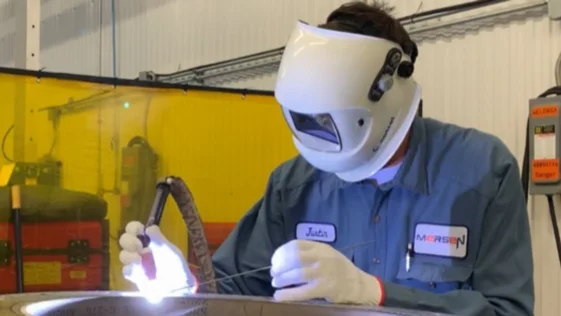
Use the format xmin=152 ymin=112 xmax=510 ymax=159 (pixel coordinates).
xmin=0 ymin=292 xmax=451 ymax=316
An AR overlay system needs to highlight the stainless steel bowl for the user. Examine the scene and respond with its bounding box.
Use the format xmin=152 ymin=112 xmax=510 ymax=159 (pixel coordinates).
xmin=0 ymin=292 xmax=452 ymax=316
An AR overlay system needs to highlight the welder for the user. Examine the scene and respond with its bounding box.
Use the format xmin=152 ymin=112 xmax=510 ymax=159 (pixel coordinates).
xmin=119 ymin=1 xmax=534 ymax=315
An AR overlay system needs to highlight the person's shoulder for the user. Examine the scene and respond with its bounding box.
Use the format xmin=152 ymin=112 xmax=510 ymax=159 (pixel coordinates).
xmin=268 ymin=155 xmax=336 ymax=191
xmin=422 ymin=118 xmax=518 ymax=194
xmin=424 ymin=118 xmax=514 ymax=158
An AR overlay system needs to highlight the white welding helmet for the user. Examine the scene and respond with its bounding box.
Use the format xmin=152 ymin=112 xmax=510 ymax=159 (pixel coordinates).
xmin=275 ymin=21 xmax=422 ymax=182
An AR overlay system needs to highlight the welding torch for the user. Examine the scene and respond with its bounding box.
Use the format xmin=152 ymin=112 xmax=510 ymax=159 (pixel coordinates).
xmin=137 ymin=178 xmax=173 ymax=280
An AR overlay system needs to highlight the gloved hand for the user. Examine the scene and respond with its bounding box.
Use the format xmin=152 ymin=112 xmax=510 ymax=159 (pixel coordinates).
xmin=270 ymin=239 xmax=385 ymax=305
xmin=119 ymin=221 xmax=198 ymax=297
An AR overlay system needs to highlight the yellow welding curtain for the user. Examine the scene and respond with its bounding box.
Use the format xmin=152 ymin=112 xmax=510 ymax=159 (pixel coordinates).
xmin=0 ymin=68 xmax=296 ymax=290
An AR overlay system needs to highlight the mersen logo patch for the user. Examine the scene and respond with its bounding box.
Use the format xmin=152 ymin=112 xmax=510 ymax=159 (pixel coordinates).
xmin=415 ymin=233 xmax=466 ymax=249
xmin=413 ymin=223 xmax=468 ymax=259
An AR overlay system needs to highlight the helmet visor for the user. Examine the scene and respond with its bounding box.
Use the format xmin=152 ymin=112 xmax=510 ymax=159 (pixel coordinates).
xmin=289 ymin=111 xmax=340 ymax=145
xmin=283 ymin=109 xmax=342 ymax=153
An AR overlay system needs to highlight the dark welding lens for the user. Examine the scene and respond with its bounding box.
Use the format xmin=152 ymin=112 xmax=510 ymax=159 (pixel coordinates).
xmin=289 ymin=111 xmax=340 ymax=145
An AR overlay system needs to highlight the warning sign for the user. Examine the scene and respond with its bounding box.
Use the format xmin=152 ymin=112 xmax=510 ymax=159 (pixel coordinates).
xmin=533 ymin=124 xmax=557 ymax=160
xmin=24 ymin=262 xmax=62 ymax=285
xmin=531 ymin=105 xmax=559 ymax=118
xmin=532 ymin=158 xmax=560 ymax=182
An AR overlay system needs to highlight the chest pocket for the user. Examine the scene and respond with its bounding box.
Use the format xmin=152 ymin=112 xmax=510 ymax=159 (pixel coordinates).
xmin=395 ymin=257 xmax=473 ymax=294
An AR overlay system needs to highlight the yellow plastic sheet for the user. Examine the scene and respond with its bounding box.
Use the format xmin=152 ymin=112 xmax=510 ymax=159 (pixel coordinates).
xmin=0 ymin=68 xmax=297 ymax=292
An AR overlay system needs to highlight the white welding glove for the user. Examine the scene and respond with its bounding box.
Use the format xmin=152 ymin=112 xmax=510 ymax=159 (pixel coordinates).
xmin=270 ymin=239 xmax=384 ymax=305
xmin=119 ymin=221 xmax=197 ymax=298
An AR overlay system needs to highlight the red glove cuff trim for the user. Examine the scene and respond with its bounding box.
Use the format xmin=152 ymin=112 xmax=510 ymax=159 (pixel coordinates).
xmin=192 ymin=277 xmax=199 ymax=294
xmin=187 ymin=264 xmax=200 ymax=294
xmin=373 ymin=275 xmax=385 ymax=306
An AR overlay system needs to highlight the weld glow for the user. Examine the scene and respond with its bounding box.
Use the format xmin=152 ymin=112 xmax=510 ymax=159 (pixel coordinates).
xmin=23 ymin=297 xmax=97 ymax=314
xmin=125 ymin=242 xmax=196 ymax=304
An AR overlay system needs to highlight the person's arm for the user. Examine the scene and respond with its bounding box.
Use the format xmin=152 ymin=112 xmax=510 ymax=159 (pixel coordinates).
xmin=382 ymin=158 xmax=534 ymax=316
xmin=211 ymin=172 xmax=286 ymax=296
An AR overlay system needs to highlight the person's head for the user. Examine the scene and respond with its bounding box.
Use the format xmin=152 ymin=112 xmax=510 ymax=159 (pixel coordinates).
xmin=275 ymin=1 xmax=422 ymax=182
xmin=320 ymin=1 xmax=415 ymax=55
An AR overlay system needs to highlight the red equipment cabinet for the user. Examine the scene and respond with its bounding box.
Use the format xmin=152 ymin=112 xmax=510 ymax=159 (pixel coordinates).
xmin=0 ymin=185 xmax=110 ymax=294
xmin=0 ymin=220 xmax=110 ymax=294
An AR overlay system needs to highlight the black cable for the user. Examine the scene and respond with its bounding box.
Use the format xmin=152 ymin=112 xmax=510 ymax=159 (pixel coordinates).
xmin=547 ymin=195 xmax=561 ymax=266
xmin=398 ymin=0 xmax=506 ymax=25
xmin=522 ymin=118 xmax=530 ymax=201
xmin=1 ymin=124 xmax=14 ymax=162
xmin=127 ymin=135 xmax=152 ymax=149
xmin=2 ymin=122 xmax=58 ymax=163
xmin=523 ymin=87 xmax=561 ymax=267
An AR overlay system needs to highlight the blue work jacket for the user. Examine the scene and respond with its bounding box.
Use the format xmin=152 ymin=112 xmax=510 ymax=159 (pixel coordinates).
xmin=212 ymin=116 xmax=534 ymax=316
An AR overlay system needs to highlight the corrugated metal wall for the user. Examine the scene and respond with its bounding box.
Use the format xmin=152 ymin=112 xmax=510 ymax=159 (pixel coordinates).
xmin=419 ymin=14 xmax=561 ymax=316
xmin=0 ymin=0 xmax=467 ymax=76
xmin=1 ymin=0 xmax=560 ymax=315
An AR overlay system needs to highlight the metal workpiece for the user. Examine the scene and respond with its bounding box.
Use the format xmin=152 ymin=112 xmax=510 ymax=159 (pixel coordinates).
xmin=0 ymin=292 xmax=453 ymax=316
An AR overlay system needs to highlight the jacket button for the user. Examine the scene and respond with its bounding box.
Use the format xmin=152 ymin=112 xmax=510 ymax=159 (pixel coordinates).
xmin=373 ymin=258 xmax=381 ymax=264
xmin=373 ymin=215 xmax=381 ymax=223
xmin=429 ymin=282 xmax=436 ymax=288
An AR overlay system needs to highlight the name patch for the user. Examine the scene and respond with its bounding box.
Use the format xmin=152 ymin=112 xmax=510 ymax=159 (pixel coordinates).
xmin=295 ymin=222 xmax=336 ymax=243
xmin=413 ymin=223 xmax=468 ymax=259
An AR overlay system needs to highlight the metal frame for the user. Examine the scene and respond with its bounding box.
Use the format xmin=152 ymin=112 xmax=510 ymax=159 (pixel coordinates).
xmin=14 ymin=0 xmax=40 ymax=71
xmin=407 ymin=0 xmax=546 ymax=41
xmin=13 ymin=0 xmax=41 ymax=162
xmin=138 ymin=47 xmax=284 ymax=86
xmin=139 ymin=0 xmax=548 ymax=87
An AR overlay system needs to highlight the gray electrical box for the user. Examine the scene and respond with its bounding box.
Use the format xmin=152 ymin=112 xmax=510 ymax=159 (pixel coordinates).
xmin=549 ymin=0 xmax=561 ymax=20
xmin=528 ymin=95 xmax=561 ymax=195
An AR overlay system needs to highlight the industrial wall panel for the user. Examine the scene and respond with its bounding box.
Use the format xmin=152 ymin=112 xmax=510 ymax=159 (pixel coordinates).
xmin=39 ymin=0 xmax=105 ymax=75
xmin=415 ymin=15 xmax=561 ymax=316
xmin=109 ymin=0 xmax=471 ymax=78
xmin=0 ymin=0 xmax=472 ymax=75
xmin=112 ymin=0 xmax=349 ymax=78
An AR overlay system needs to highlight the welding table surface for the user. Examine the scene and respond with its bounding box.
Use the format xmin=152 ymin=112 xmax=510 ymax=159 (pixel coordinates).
xmin=0 ymin=291 xmax=454 ymax=316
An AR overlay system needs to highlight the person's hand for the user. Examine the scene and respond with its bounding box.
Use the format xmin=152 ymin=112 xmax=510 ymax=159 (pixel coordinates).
xmin=270 ymin=239 xmax=384 ymax=305
xmin=119 ymin=221 xmax=197 ymax=298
